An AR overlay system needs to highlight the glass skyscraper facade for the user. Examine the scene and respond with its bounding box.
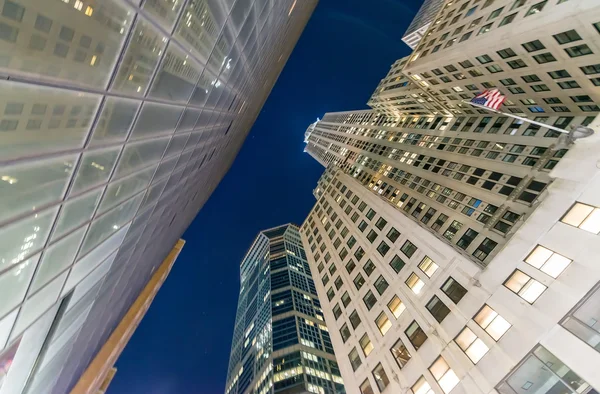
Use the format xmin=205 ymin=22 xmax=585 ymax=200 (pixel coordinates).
xmin=0 ymin=0 xmax=317 ymax=393
xmin=226 ymin=224 xmax=345 ymax=394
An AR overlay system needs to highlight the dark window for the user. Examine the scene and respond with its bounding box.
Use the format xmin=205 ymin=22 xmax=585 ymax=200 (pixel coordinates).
xmin=497 ymin=48 xmax=516 ymax=58
xmin=441 ymin=277 xmax=468 ymax=304
xmin=354 ymin=274 xmax=365 ymax=290
xmin=426 ymin=296 xmax=451 ymax=322
xmin=377 ymin=241 xmax=390 ymax=257
xmin=457 ymin=228 xmax=479 ymax=250
xmin=363 ymin=260 xmax=376 ymax=276
xmin=401 ymin=240 xmax=418 ymax=258
xmin=387 ymin=227 xmax=400 ymax=242
xmin=473 ymin=238 xmax=498 ymax=261
xmin=553 ymin=29 xmax=582 ymax=44
xmin=532 ymin=52 xmax=556 ymax=64
xmin=565 ymin=44 xmax=593 ymax=58
xmin=389 ymin=255 xmax=406 ymax=273
xmin=405 ymin=321 xmax=427 ymax=350
xmin=342 ymin=292 xmax=351 ymax=307
xmin=340 ymin=324 xmax=351 ymax=343
xmin=349 ymin=348 xmax=362 ymax=371
xmin=349 ymin=310 xmax=362 ymax=329
xmin=375 ymin=217 xmax=387 ymax=230
xmin=363 ymin=290 xmax=377 ymax=310
xmin=522 ymin=39 xmax=545 ymax=52
xmin=372 ymin=363 xmax=390 ymax=392
xmin=374 ymin=275 xmax=389 ymax=295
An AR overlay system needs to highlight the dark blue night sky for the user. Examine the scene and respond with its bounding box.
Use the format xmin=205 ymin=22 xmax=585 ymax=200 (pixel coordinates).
xmin=109 ymin=1 xmax=420 ymax=393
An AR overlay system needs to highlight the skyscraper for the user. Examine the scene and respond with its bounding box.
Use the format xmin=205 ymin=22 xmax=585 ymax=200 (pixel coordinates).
xmin=225 ymin=224 xmax=345 ymax=394
xmin=0 ymin=1 xmax=317 ymax=393
xmin=402 ymin=0 xmax=444 ymax=49
xmin=301 ymin=0 xmax=600 ymax=393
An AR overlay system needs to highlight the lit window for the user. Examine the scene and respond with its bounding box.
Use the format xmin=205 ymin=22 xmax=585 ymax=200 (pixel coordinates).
xmin=84 ymin=5 xmax=93 ymax=16
xmin=455 ymin=327 xmax=489 ymax=363
xmin=504 ymin=269 xmax=547 ymax=303
xmin=561 ymin=202 xmax=600 ymax=234
xmin=418 ymin=256 xmax=439 ymax=277
xmin=429 ymin=357 xmax=460 ymax=394
xmin=406 ymin=273 xmax=425 ymax=295
xmin=474 ymin=304 xmax=511 ymax=340
xmin=411 ymin=376 xmax=434 ymax=394
xmin=387 ymin=295 xmax=406 ymax=318
xmin=360 ymin=333 xmax=374 ymax=356
xmin=390 ymin=338 xmax=412 ymax=368
xmin=524 ymin=245 xmax=572 ymax=278
xmin=376 ymin=312 xmax=392 ymax=335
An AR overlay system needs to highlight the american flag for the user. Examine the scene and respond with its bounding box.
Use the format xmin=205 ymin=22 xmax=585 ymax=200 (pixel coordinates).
xmin=470 ymin=89 xmax=506 ymax=110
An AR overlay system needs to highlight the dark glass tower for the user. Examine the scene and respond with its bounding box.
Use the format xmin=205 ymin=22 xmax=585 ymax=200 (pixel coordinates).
xmin=226 ymin=224 xmax=345 ymax=394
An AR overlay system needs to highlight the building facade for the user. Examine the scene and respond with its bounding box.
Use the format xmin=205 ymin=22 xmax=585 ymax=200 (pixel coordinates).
xmin=301 ymin=0 xmax=600 ymax=393
xmin=225 ymin=224 xmax=345 ymax=394
xmin=0 ymin=1 xmax=317 ymax=393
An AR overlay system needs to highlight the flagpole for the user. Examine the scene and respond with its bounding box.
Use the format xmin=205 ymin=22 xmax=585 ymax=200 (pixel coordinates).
xmin=461 ymin=100 xmax=570 ymax=134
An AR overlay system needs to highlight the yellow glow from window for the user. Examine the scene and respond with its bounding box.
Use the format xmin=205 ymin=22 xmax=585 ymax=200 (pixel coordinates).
xmin=85 ymin=5 xmax=93 ymax=16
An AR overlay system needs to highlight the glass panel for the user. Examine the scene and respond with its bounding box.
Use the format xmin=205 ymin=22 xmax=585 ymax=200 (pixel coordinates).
xmin=65 ymin=245 xmax=119 ymax=295
xmin=113 ymin=137 xmax=170 ymax=179
xmin=13 ymin=271 xmax=67 ymax=335
xmin=189 ymin=70 xmax=214 ymax=106
xmin=504 ymin=354 xmax=569 ymax=394
xmin=0 ymin=0 xmax=133 ymax=87
xmin=129 ymin=103 xmax=183 ymax=140
xmin=561 ymin=203 xmax=593 ymax=227
xmin=142 ymin=0 xmax=184 ymax=31
xmin=152 ymin=156 xmax=178 ymax=182
xmin=0 ymin=253 xmax=40 ymax=318
xmin=69 ymin=147 xmax=120 ymax=194
xmin=165 ymin=133 xmax=190 ymax=158
xmin=0 ymin=309 xmax=19 ymax=350
xmin=79 ymin=193 xmax=142 ymax=256
xmin=111 ymin=19 xmax=167 ymax=95
xmin=175 ymin=0 xmax=220 ymax=63
xmin=89 ymin=97 xmax=140 ymax=145
xmin=0 ymin=207 xmax=58 ymax=272
xmin=140 ymin=178 xmax=167 ymax=210
xmin=149 ymin=44 xmax=202 ymax=103
xmin=0 ymin=81 xmax=100 ymax=160
xmin=0 ymin=154 xmax=76 ymax=223
xmin=51 ymin=188 xmax=103 ymax=240
xmin=31 ymin=226 xmax=87 ymax=293
xmin=176 ymin=108 xmax=202 ymax=132
xmin=98 ymin=164 xmax=156 ymax=213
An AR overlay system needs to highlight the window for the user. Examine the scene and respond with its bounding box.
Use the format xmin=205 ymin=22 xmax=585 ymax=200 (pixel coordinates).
xmin=466 ymin=6 xmax=478 ymax=16
xmin=557 ymin=80 xmax=580 ymax=89
xmin=346 ymin=259 xmax=356 ymax=274
xmin=473 ymin=238 xmax=498 ymax=261
xmin=504 ymin=269 xmax=547 ymax=303
xmin=525 ymin=245 xmax=572 ymax=278
xmin=455 ymin=327 xmax=489 ymax=363
xmin=548 ymin=69 xmax=570 ymax=79
xmin=342 ymin=292 xmax=351 ymax=307
xmin=571 ymin=95 xmax=592 ymax=103
xmin=376 ymin=312 xmax=392 ymax=335
xmin=429 ymin=357 xmax=460 ymax=394
xmin=426 ymin=296 xmax=451 ymax=323
xmin=406 ymin=273 xmax=425 ymax=295
xmin=521 ymin=74 xmax=541 ymax=83
xmin=387 ymin=295 xmax=406 ymax=318
xmin=333 ymin=304 xmax=342 ymax=319
xmin=531 ymin=83 xmax=550 ymax=92
xmin=497 ymin=345 xmax=595 ymax=394
xmin=443 ymin=220 xmax=462 ymax=240
xmin=475 ymin=54 xmax=493 ymax=64
xmin=358 ymin=202 xmax=367 ymax=212
xmin=457 ymin=228 xmax=478 ymax=250
xmin=478 ymin=23 xmax=492 ymax=35
xmin=387 ymin=227 xmax=400 ymax=242
xmin=372 ymin=363 xmax=390 ymax=392
xmin=390 ymin=338 xmax=411 ymax=368
xmin=377 ymin=241 xmax=390 ymax=257
xmin=360 ymin=333 xmax=373 ymax=356
xmin=401 ymin=240 xmax=418 ymax=258
xmin=405 ymin=321 xmax=427 ymax=350
xmin=363 ymin=290 xmax=377 ymax=310
xmin=340 ymin=323 xmax=351 ymax=343
xmin=334 ymin=276 xmax=343 ymax=290
xmin=580 ymin=64 xmax=600 ymax=75
xmin=2 ymin=0 xmax=24 ymax=21
xmin=349 ymin=310 xmax=362 ymax=329
xmin=553 ymin=29 xmax=582 ymax=44
xmin=486 ymin=64 xmax=503 ymax=73
xmin=411 ymin=377 xmax=433 ymax=394
xmin=354 ymin=274 xmax=365 ymax=290
xmin=522 ymin=39 xmax=545 ymax=52
xmin=326 ymin=287 xmax=335 ymax=301
xmin=366 ymin=230 xmax=378 ymax=243
xmin=499 ymin=12 xmax=516 ymax=26
xmin=366 ymin=209 xmax=376 ymax=220
xmin=418 ymin=256 xmax=439 ymax=277
xmin=355 ymin=246 xmax=365 ymax=261
xmin=360 ymin=379 xmax=374 ymax=394
xmin=375 ymin=217 xmax=387 ymax=230
xmin=474 ymin=304 xmax=512 ymax=340
xmin=506 ymin=59 xmax=527 ymax=69
xmin=565 ymin=44 xmax=593 ymax=57
xmin=488 ymin=6 xmax=504 ymax=20
xmin=374 ymin=275 xmax=389 ymax=295
xmin=441 ymin=277 xmax=467 ymax=304
xmin=349 ymin=348 xmax=362 ymax=371
xmin=496 ymin=48 xmax=516 ymax=59
xmin=363 ymin=260 xmax=376 ymax=276
xmin=358 ymin=220 xmax=368 ymax=232
xmin=525 ymin=0 xmax=547 ymax=16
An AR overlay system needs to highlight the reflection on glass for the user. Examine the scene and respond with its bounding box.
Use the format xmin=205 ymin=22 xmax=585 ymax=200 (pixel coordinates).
xmin=111 ymin=20 xmax=167 ymax=95
xmin=149 ymin=44 xmax=202 ymax=102
xmin=98 ymin=164 xmax=157 ymax=213
xmin=175 ymin=0 xmax=221 ymax=63
xmin=176 ymin=108 xmax=202 ymax=132
xmin=51 ymin=188 xmax=103 ymax=241
xmin=189 ymin=70 xmax=214 ymax=106
xmin=165 ymin=133 xmax=190 ymax=158
xmin=31 ymin=226 xmax=87 ymax=293
xmin=113 ymin=137 xmax=170 ymax=178
xmin=500 ymin=345 xmax=594 ymax=394
xmin=0 ymin=154 xmax=76 ymax=223
xmin=143 ymin=0 xmax=184 ymax=31
xmin=0 ymin=207 xmax=58 ymax=271
xmin=0 ymin=253 xmax=40 ymax=319
xmin=129 ymin=102 xmax=183 ymax=140
xmin=89 ymin=97 xmax=140 ymax=145
xmin=0 ymin=0 xmax=133 ymax=87
xmin=562 ymin=285 xmax=600 ymax=351
xmin=0 ymin=81 xmax=100 ymax=160
xmin=70 ymin=147 xmax=120 ymax=195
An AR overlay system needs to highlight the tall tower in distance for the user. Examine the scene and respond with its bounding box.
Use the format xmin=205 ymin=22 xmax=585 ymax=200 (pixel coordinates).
xmin=301 ymin=0 xmax=600 ymax=393
xmin=226 ymin=224 xmax=345 ymax=394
